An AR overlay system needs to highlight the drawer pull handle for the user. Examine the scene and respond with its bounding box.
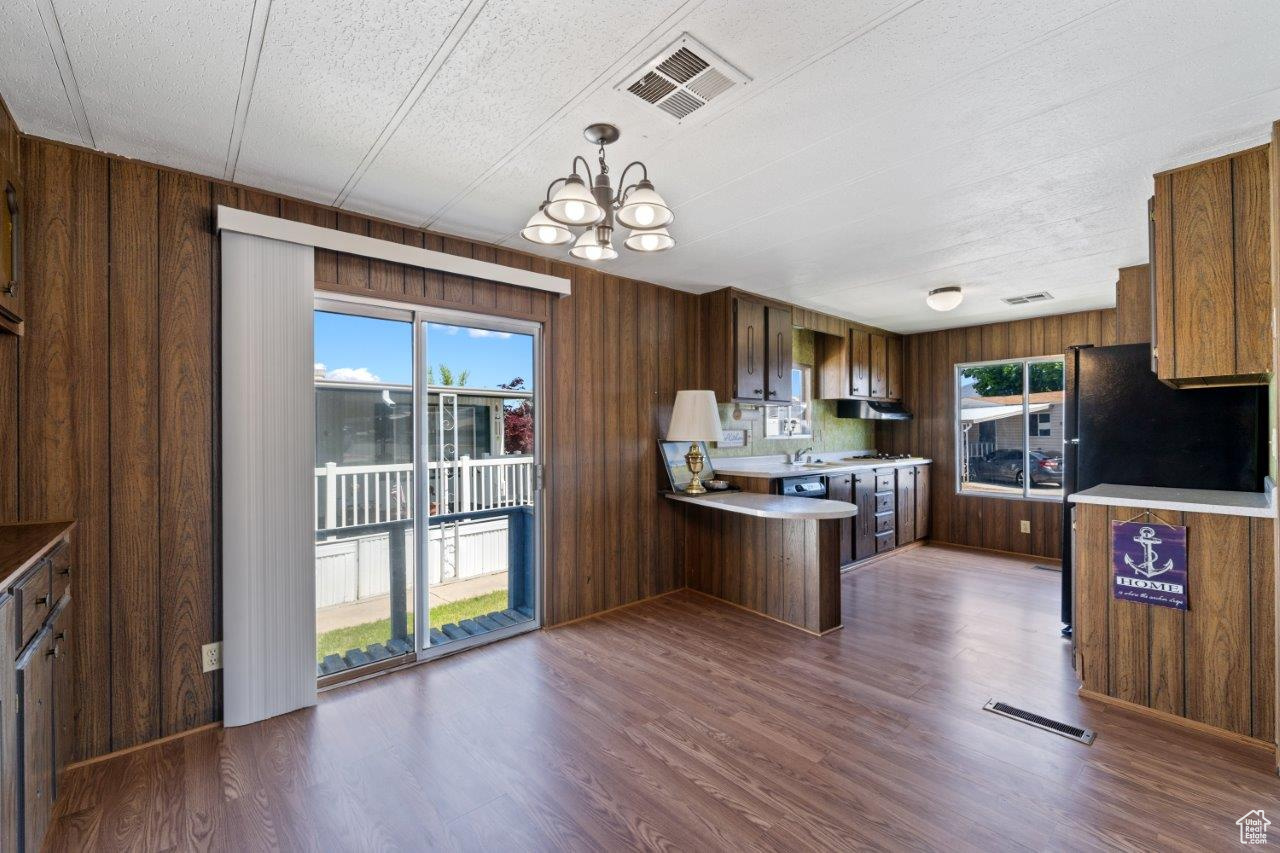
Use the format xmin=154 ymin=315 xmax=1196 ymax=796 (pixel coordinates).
xmin=35 ymin=595 xmax=49 ymax=606
xmin=54 ymin=632 xmax=65 ymax=642
xmin=58 ymin=568 xmax=70 ymax=576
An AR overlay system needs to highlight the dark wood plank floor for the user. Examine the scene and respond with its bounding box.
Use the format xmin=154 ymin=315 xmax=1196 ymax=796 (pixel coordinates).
xmin=47 ymin=545 xmax=1280 ymax=851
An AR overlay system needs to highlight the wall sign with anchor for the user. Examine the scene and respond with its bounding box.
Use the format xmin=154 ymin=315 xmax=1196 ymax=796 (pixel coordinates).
xmin=1111 ymin=511 xmax=1188 ymax=611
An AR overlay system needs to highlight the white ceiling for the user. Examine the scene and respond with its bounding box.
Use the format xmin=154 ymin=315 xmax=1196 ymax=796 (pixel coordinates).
xmin=3 ymin=0 xmax=1279 ymax=332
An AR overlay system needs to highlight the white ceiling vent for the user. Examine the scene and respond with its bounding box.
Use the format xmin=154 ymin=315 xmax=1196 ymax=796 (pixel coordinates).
xmin=1003 ymin=291 xmax=1055 ymax=306
xmin=619 ymin=34 xmax=751 ymax=124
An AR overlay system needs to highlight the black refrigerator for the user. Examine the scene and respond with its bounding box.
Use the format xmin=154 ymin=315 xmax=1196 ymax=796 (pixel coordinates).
xmin=1060 ymin=343 xmax=1266 ymax=632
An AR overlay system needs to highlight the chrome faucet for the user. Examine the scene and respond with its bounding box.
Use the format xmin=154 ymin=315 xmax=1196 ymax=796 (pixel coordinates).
xmin=787 ymin=446 xmax=814 ymax=464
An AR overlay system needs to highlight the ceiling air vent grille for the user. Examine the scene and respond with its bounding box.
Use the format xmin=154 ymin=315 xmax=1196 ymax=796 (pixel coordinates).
xmin=657 ymin=47 xmax=708 ymax=83
xmin=1004 ymin=291 xmax=1055 ymax=306
xmin=628 ymin=72 xmax=677 ymax=104
xmin=618 ymin=34 xmax=751 ymax=124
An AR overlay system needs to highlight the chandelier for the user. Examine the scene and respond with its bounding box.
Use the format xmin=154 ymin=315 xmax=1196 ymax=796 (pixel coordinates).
xmin=520 ymin=123 xmax=674 ymax=261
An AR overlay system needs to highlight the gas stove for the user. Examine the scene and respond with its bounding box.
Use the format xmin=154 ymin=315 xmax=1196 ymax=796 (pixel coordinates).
xmin=869 ymin=452 xmax=914 ymax=460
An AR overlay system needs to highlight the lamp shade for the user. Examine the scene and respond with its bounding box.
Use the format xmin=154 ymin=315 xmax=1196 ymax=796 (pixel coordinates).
xmin=520 ymin=204 xmax=573 ymax=245
xmin=545 ymin=174 xmax=602 ymax=226
xmin=666 ymin=390 xmax=723 ymax=442
xmin=617 ymin=180 xmax=673 ymax=229
xmin=569 ymin=228 xmax=617 ymax=261
xmin=624 ymin=226 xmax=675 ymax=253
xmin=926 ymin=286 xmax=963 ymax=311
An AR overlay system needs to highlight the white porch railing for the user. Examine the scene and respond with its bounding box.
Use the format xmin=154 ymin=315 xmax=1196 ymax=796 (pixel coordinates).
xmin=315 ymin=456 xmax=534 ymax=531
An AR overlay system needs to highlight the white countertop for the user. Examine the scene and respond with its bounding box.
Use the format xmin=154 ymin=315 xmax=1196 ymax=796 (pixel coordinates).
xmin=666 ymin=491 xmax=859 ymax=520
xmin=711 ymin=454 xmax=931 ymax=480
xmin=1068 ymin=482 xmax=1276 ymax=518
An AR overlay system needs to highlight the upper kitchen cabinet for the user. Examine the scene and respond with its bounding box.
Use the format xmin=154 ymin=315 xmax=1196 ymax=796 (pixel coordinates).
xmin=0 ymin=100 xmax=20 ymax=334
xmin=1151 ymin=145 xmax=1271 ymax=386
xmin=701 ymin=288 xmax=792 ymax=402
xmin=816 ymin=327 xmax=903 ymax=401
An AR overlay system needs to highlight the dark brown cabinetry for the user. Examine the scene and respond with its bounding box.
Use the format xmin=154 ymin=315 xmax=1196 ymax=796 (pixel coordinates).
xmin=1151 ymin=145 xmax=1271 ymax=386
xmin=834 ymin=464 xmax=931 ymax=565
xmin=816 ymin=327 xmax=904 ymax=402
xmin=733 ymin=296 xmax=766 ymax=401
xmin=0 ymin=523 xmax=73 ymax=853
xmin=869 ymin=334 xmax=887 ymax=398
xmin=913 ymin=464 xmax=930 ymax=539
xmin=703 ymin=289 xmax=794 ymax=403
xmin=17 ymin=627 xmax=53 ymax=852
xmin=849 ymin=329 xmax=870 ymax=398
xmin=765 ymin=305 xmax=793 ymax=402
xmin=828 ymin=473 xmax=855 ymax=566
xmin=852 ymin=472 xmax=876 ymax=561
xmin=896 ymin=468 xmax=916 ymax=546
xmin=0 ymin=100 xmax=20 ymax=334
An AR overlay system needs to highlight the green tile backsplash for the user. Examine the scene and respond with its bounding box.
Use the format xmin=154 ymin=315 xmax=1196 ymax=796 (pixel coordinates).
xmin=706 ymin=328 xmax=875 ymax=459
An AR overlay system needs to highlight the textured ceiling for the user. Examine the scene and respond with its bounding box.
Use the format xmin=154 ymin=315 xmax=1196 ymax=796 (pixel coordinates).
xmin=2 ymin=0 xmax=1279 ymax=332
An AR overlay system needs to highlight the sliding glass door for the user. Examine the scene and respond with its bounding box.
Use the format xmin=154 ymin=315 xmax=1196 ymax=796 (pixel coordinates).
xmin=417 ymin=317 xmax=539 ymax=656
xmin=313 ymin=299 xmax=541 ymax=680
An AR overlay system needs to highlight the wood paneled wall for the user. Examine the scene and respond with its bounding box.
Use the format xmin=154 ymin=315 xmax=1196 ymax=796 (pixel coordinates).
xmin=1074 ymin=502 xmax=1274 ymax=741
xmin=6 ymin=134 xmax=695 ymax=760
xmin=878 ymin=309 xmax=1117 ymax=559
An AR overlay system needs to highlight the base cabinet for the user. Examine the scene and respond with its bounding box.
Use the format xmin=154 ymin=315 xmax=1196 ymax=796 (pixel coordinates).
xmin=836 ymin=464 xmax=931 ymax=565
xmin=0 ymin=523 xmax=73 ymax=853
xmin=828 ymin=473 xmax=855 ymax=566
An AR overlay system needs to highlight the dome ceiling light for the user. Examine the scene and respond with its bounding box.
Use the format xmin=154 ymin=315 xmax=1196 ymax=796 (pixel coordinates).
xmin=521 ymin=123 xmax=675 ymax=261
xmin=926 ymin=286 xmax=963 ymax=312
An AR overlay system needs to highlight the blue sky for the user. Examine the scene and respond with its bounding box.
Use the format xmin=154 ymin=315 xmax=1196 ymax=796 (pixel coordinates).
xmin=314 ymin=313 xmax=533 ymax=389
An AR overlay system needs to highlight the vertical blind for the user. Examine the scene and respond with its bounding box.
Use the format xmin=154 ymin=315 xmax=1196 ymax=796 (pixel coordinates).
xmin=221 ymin=231 xmax=316 ymax=726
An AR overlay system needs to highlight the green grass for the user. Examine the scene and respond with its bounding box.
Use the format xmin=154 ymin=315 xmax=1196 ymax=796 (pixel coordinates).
xmin=316 ymin=589 xmax=511 ymax=662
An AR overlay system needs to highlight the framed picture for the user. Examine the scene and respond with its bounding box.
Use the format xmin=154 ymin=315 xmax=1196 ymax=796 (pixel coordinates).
xmin=659 ymin=440 xmax=715 ymax=492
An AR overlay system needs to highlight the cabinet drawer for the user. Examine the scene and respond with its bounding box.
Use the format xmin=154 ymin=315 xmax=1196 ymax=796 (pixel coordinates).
xmin=874 ymin=511 xmax=895 ymax=534
xmin=48 ymin=541 xmax=71 ymax=605
xmin=875 ymin=530 xmax=896 ymax=553
xmin=875 ymin=471 xmax=895 ymax=492
xmin=874 ymin=491 xmax=894 ymax=513
xmin=15 ymin=559 xmax=51 ymax=653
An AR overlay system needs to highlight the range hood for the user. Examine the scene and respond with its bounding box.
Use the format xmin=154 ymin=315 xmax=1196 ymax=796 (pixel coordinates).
xmin=836 ymin=400 xmax=914 ymax=421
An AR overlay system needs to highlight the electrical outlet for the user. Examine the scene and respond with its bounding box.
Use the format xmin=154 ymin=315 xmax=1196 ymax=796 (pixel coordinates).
xmin=1020 ymin=519 xmax=1031 ymax=534
xmin=202 ymin=641 xmax=222 ymax=673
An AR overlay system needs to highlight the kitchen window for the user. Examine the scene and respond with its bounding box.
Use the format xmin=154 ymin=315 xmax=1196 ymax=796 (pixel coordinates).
xmin=955 ymin=355 xmax=1064 ymax=501
xmin=764 ymin=365 xmax=813 ymax=439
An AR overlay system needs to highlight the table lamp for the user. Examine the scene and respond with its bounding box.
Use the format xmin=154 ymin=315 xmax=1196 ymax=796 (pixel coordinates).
xmin=667 ymin=390 xmax=723 ymax=495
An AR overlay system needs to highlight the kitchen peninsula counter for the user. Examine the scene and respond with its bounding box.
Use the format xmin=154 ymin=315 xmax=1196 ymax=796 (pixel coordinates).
xmin=674 ymin=490 xmax=845 ymax=635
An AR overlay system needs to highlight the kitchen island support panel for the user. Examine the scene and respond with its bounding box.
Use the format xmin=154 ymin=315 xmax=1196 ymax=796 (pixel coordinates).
xmin=682 ymin=505 xmax=841 ymax=635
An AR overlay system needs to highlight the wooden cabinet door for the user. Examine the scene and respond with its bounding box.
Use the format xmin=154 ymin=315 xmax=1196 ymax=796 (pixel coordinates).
xmin=1170 ymin=159 xmax=1235 ymax=379
xmin=0 ymin=595 xmax=16 ymax=853
xmin=50 ymin=604 xmax=71 ymax=795
xmin=885 ymin=337 xmax=902 ymax=400
xmin=869 ymin=333 xmax=887 ymax=399
xmin=896 ymin=468 xmax=915 ymax=546
xmin=1231 ymin=146 xmax=1270 ymax=377
xmin=17 ymin=627 xmax=54 ymax=853
xmin=765 ymin=305 xmax=793 ymax=403
xmin=733 ymin=297 xmax=766 ymax=401
xmin=828 ymin=474 xmax=854 ymax=566
xmin=0 ymin=174 xmax=20 ymax=325
xmin=853 ymin=472 xmax=876 ymax=560
xmin=849 ymin=329 xmax=870 ymax=397
xmin=913 ymin=465 xmax=930 ymax=539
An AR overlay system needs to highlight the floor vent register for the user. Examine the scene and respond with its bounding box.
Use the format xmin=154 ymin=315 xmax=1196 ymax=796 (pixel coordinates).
xmin=983 ymin=699 xmax=1096 ymax=745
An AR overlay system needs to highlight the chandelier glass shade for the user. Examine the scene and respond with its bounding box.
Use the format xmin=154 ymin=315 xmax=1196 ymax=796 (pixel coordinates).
xmin=569 ymin=227 xmax=618 ymax=261
xmin=624 ymin=225 xmax=675 ymax=253
xmin=522 ymin=123 xmax=674 ymax=261
xmin=520 ymin=204 xmax=573 ymax=245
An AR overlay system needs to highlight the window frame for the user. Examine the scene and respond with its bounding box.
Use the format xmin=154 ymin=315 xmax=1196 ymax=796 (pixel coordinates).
xmin=953 ymin=354 xmax=1064 ymax=503
xmin=764 ymin=364 xmax=813 ymax=439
